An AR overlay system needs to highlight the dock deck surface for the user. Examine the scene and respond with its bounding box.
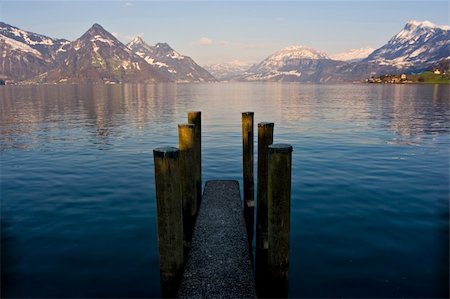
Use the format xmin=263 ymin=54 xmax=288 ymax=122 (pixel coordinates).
xmin=178 ymin=180 xmax=256 ymax=298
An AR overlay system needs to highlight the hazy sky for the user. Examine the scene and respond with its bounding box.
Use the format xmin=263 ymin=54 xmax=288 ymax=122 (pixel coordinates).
xmin=1 ymin=0 xmax=448 ymax=64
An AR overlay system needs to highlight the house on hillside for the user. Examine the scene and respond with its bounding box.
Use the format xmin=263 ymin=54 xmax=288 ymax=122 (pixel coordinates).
xmin=433 ymin=68 xmax=441 ymax=75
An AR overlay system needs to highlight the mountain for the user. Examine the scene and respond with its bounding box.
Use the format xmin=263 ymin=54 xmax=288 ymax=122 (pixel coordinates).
xmin=364 ymin=20 xmax=450 ymax=70
xmin=239 ymin=45 xmax=345 ymax=82
xmin=203 ymin=60 xmax=256 ymax=81
xmin=43 ymin=24 xmax=168 ymax=83
xmin=238 ymin=21 xmax=449 ymax=82
xmin=330 ymin=47 xmax=375 ymax=62
xmin=330 ymin=20 xmax=450 ymax=81
xmin=0 ymin=22 xmax=213 ymax=83
xmin=127 ymin=36 xmax=216 ymax=82
xmin=2 ymin=20 xmax=448 ymax=84
xmin=0 ymin=22 xmax=70 ymax=80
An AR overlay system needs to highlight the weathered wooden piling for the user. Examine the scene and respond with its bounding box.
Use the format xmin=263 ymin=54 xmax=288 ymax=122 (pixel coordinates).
xmin=178 ymin=124 xmax=197 ymax=251
xmin=267 ymin=144 xmax=293 ymax=298
xmin=242 ymin=112 xmax=254 ymax=244
xmin=255 ymin=122 xmax=274 ymax=295
xmin=153 ymin=147 xmax=184 ymax=298
xmin=187 ymin=112 xmax=201 ymax=209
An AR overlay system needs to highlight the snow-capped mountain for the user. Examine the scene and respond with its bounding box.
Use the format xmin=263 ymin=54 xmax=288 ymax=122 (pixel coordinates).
xmin=0 ymin=22 xmax=213 ymax=83
xmin=0 ymin=22 xmax=70 ymax=80
xmin=364 ymin=20 xmax=449 ymax=68
xmin=240 ymin=45 xmax=343 ymax=82
xmin=44 ymin=24 xmax=167 ymax=83
xmin=203 ymin=60 xmax=255 ymax=81
xmin=127 ymin=36 xmax=154 ymax=58
xmin=2 ymin=20 xmax=448 ymax=84
xmin=330 ymin=47 xmax=375 ymax=62
xmin=238 ymin=21 xmax=449 ymax=82
xmin=330 ymin=20 xmax=450 ymax=81
xmin=249 ymin=45 xmax=329 ymax=73
xmin=127 ymin=37 xmax=216 ymax=82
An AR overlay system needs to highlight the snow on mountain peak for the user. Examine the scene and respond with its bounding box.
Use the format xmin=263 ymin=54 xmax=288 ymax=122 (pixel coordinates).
xmin=126 ymin=36 xmax=154 ymax=58
xmin=269 ymin=45 xmax=330 ymax=60
xmin=406 ymin=20 xmax=437 ymax=29
xmin=90 ymin=35 xmax=114 ymax=45
xmin=246 ymin=44 xmax=334 ymax=78
xmin=0 ymin=21 xmax=61 ymax=48
xmin=128 ymin=36 xmax=145 ymax=47
xmin=403 ymin=20 xmax=450 ymax=32
xmin=388 ymin=20 xmax=450 ymax=47
xmin=405 ymin=20 xmax=450 ymax=30
xmin=330 ymin=47 xmax=375 ymax=62
xmin=365 ymin=20 xmax=450 ymax=68
xmin=1 ymin=35 xmax=43 ymax=57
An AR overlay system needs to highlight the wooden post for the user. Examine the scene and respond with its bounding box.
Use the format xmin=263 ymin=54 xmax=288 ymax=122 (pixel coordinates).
xmin=255 ymin=122 xmax=274 ymax=296
xmin=178 ymin=124 xmax=197 ymax=252
xmin=267 ymin=144 xmax=293 ymax=298
xmin=153 ymin=147 xmax=184 ymax=298
xmin=242 ymin=112 xmax=254 ymax=245
xmin=188 ymin=112 xmax=201 ymax=209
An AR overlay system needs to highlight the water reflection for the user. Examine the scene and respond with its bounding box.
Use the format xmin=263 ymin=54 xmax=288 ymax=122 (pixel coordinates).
xmin=0 ymin=82 xmax=448 ymax=298
xmin=0 ymin=84 xmax=183 ymax=150
xmin=1 ymin=83 xmax=448 ymax=151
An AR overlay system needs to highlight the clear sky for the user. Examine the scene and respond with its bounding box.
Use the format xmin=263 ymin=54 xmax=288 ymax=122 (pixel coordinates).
xmin=1 ymin=0 xmax=448 ymax=65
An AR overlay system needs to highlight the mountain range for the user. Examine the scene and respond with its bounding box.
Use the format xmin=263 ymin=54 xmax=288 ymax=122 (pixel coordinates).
xmin=127 ymin=37 xmax=215 ymax=82
xmin=0 ymin=20 xmax=448 ymax=84
xmin=0 ymin=21 xmax=70 ymax=81
xmin=0 ymin=22 xmax=215 ymax=83
xmin=332 ymin=20 xmax=450 ymax=83
xmin=231 ymin=20 xmax=449 ymax=82
xmin=203 ymin=60 xmax=256 ymax=81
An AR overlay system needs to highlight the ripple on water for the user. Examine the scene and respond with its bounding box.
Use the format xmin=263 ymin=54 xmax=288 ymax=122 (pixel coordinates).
xmin=1 ymin=83 xmax=448 ymax=298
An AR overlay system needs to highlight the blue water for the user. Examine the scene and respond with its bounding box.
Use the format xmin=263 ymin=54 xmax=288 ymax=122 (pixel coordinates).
xmin=1 ymin=83 xmax=448 ymax=298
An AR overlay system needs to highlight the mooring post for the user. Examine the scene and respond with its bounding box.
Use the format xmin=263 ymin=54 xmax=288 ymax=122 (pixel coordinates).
xmin=153 ymin=147 xmax=184 ymax=298
xmin=242 ymin=112 xmax=254 ymax=245
xmin=187 ymin=111 xmax=201 ymax=209
xmin=267 ymin=144 xmax=293 ymax=298
xmin=255 ymin=122 xmax=274 ymax=295
xmin=178 ymin=124 xmax=197 ymax=252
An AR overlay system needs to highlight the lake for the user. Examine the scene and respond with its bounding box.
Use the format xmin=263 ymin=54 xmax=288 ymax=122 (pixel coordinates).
xmin=1 ymin=83 xmax=448 ymax=298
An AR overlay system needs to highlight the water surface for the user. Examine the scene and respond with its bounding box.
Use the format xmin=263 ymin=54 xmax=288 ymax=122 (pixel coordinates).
xmin=1 ymin=83 xmax=449 ymax=298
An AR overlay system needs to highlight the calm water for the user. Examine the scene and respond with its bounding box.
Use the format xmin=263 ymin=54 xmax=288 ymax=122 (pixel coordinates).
xmin=1 ymin=83 xmax=449 ymax=298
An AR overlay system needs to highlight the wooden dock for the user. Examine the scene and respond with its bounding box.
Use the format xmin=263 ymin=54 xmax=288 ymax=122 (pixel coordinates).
xmin=153 ymin=111 xmax=292 ymax=298
xmin=178 ymin=180 xmax=256 ymax=298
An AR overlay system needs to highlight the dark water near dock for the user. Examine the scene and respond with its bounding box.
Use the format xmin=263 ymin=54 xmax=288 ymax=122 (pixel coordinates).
xmin=1 ymin=83 xmax=449 ymax=298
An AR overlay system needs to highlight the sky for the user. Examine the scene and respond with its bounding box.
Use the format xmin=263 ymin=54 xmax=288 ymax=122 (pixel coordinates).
xmin=1 ymin=0 xmax=449 ymax=65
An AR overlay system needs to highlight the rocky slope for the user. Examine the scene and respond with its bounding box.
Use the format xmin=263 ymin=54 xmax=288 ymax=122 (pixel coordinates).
xmin=43 ymin=24 xmax=167 ymax=83
xmin=1 ymin=20 xmax=448 ymax=83
xmin=0 ymin=22 xmax=70 ymax=80
xmin=331 ymin=20 xmax=450 ymax=81
xmin=364 ymin=20 xmax=449 ymax=69
xmin=238 ymin=21 xmax=449 ymax=82
xmin=239 ymin=45 xmax=345 ymax=82
xmin=0 ymin=22 xmax=214 ymax=83
xmin=127 ymin=36 xmax=216 ymax=82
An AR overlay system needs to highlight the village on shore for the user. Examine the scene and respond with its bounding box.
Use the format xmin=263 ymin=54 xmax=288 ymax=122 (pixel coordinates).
xmin=366 ymin=67 xmax=449 ymax=84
